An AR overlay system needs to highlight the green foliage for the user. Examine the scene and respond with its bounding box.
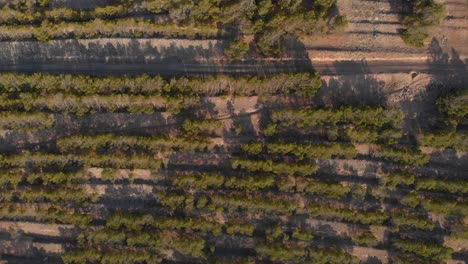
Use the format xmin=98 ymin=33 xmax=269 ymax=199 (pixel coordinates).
xmin=256 ymin=242 xmax=359 ymax=263
xmin=401 ymin=0 xmax=445 ymax=47
xmin=232 ymin=158 xmax=319 ymax=176
xmin=226 ymin=222 xmax=255 ymax=236
xmin=351 ymin=230 xmax=379 ymax=247
xmin=308 ymin=202 xmax=388 ymax=225
xmin=0 ymin=72 xmax=321 ymax=99
xmin=106 ymin=212 xmax=153 ymax=231
xmin=0 ymin=112 xmax=54 ymax=131
xmin=306 ymin=248 xmax=360 ymax=264
xmin=224 ymin=175 xmax=275 ymax=191
xmin=182 ymin=119 xmax=222 ymax=136
xmin=292 ymin=228 xmax=314 ymax=242
xmin=100 ymin=250 xmax=157 ymax=264
xmin=88 ymin=229 xmax=126 ymax=246
xmin=241 ymin=142 xmax=264 ymax=155
xmin=62 ymin=249 xmax=102 ymax=264
xmin=375 ymin=146 xmax=430 ymax=167
xmin=382 ymin=172 xmax=415 ymax=188
xmin=416 ymin=177 xmax=468 ymax=194
xmin=394 ymin=239 xmax=453 ymax=260
xmin=332 ymin=15 xmax=348 ymax=32
xmin=172 ymin=173 xmax=224 ymax=189
xmin=266 ymin=142 xmax=358 ymax=160
xmin=391 ymin=212 xmax=435 ymax=231
xmin=154 ymin=217 xmax=222 ymax=235
xmin=210 ymin=193 xmax=300 ymax=215
xmin=272 ymin=106 xmax=402 ymax=129
xmin=57 ymin=134 xmax=214 ymax=154
xmin=158 ymin=193 xmax=194 ymax=211
xmin=418 ymin=130 xmax=468 ymax=151
xmin=344 ymin=127 xmax=379 ymax=143
xmin=224 ymin=40 xmax=249 ymax=61
xmin=263 ymin=123 xmax=277 ymax=136
xmin=256 ymin=242 xmax=307 ymax=261
xmin=437 ymin=89 xmax=468 ymax=118
xmin=295 ymin=178 xmax=351 ymax=199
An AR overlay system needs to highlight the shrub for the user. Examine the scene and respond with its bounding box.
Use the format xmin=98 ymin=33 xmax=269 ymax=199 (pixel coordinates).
xmin=351 ymin=230 xmax=379 ymax=247
xmin=224 ymin=40 xmax=249 ymax=61
xmin=394 ymin=239 xmax=453 ymax=260
xmin=400 ymin=0 xmax=445 ymax=47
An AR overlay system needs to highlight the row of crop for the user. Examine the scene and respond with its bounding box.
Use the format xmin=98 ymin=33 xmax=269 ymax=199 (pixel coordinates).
xmin=72 ymin=229 xmax=206 ymax=259
xmin=373 ymin=145 xmax=430 ymax=167
xmin=437 ymin=89 xmax=468 ymax=119
xmin=171 ymin=173 xmax=351 ymax=200
xmin=56 ymin=134 xmax=215 ymax=154
xmin=267 ymin=124 xmax=404 ymax=145
xmin=0 ymin=203 xmax=92 ymax=228
xmin=0 ymin=185 xmax=95 ymax=205
xmin=231 ymin=158 xmax=319 ymax=177
xmin=270 ymin=107 xmax=403 ymax=129
xmin=159 ymin=192 xmax=388 ymax=226
xmin=241 ymin=141 xmax=358 ymax=160
xmin=0 ymin=0 xmax=153 ymax=25
xmin=0 ymin=18 xmax=223 ymax=42
xmin=0 ymin=112 xmax=54 ymax=131
xmin=104 ymin=212 xmax=253 ymax=237
xmin=394 ymin=239 xmax=453 ymax=261
xmin=384 ymin=172 xmax=468 ymax=194
xmin=400 ymin=0 xmax=445 ymax=47
xmin=418 ymin=130 xmax=467 ymax=151
xmin=255 ymin=242 xmax=359 ymax=263
xmin=401 ymin=192 xmax=467 ymax=217
xmin=0 ymin=169 xmax=177 ymax=188
xmin=0 ymin=153 xmax=162 ymax=170
xmin=0 ymin=94 xmax=199 ymax=115
xmin=62 ymin=249 xmax=158 ymax=264
xmin=0 ymin=72 xmax=321 ymax=97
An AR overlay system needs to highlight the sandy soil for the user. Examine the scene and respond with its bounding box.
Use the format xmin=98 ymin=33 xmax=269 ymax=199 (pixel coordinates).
xmin=352 ymin=246 xmax=389 ymax=264
xmin=305 ymin=0 xmax=468 ymax=62
xmin=32 ymin=242 xmax=64 ymax=254
xmin=0 ymin=221 xmax=76 ymax=238
xmin=87 ymin=168 xmax=153 ymax=181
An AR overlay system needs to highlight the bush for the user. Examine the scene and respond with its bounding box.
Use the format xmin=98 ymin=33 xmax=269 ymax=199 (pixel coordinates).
xmin=418 ymin=130 xmax=468 ymax=151
xmin=375 ymin=146 xmax=430 ymax=167
xmin=351 ymin=230 xmax=379 ymax=247
xmin=394 ymin=239 xmax=453 ymax=260
xmin=226 ymin=222 xmax=255 ymax=236
xmin=224 ymin=40 xmax=249 ymax=61
xmin=437 ymin=89 xmax=468 ymax=118
xmin=391 ymin=212 xmax=435 ymax=231
xmin=400 ymin=0 xmax=445 ymax=47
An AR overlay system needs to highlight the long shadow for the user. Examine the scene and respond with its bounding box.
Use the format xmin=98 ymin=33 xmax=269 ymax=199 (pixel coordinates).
xmin=397 ymin=38 xmax=467 ymax=132
xmin=0 ymin=36 xmax=315 ymax=77
xmin=315 ymin=60 xmax=386 ymax=107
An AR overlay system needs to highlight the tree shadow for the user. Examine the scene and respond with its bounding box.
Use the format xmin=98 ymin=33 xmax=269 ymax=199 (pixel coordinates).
xmin=0 ymin=36 xmax=315 ymax=77
xmin=315 ymin=60 xmax=386 ymax=107
xmin=397 ymin=38 xmax=467 ymax=132
xmin=363 ymin=256 xmax=382 ymax=264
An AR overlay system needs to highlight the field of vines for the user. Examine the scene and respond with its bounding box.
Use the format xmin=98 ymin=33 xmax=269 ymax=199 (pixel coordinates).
xmin=0 ymin=71 xmax=466 ymax=264
xmin=0 ymin=0 xmax=466 ymax=264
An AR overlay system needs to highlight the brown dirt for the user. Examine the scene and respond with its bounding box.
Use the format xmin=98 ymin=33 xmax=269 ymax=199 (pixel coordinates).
xmin=304 ymin=0 xmax=468 ymax=62
xmin=0 ymin=221 xmax=76 ymax=238
xmin=444 ymin=236 xmax=468 ymax=252
xmin=352 ymin=246 xmax=390 ymax=264
xmin=32 ymin=242 xmax=65 ymax=254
